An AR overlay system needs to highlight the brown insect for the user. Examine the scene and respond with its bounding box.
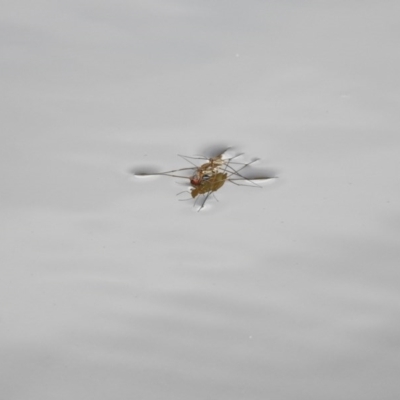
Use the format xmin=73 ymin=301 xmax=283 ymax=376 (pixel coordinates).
xmin=133 ymin=148 xmax=275 ymax=211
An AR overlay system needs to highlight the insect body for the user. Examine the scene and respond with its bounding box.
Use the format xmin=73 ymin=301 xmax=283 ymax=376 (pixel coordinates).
xmin=133 ymin=149 xmax=275 ymax=211
xmin=189 ymin=154 xmax=227 ymax=186
xmin=190 ymin=172 xmax=228 ymax=198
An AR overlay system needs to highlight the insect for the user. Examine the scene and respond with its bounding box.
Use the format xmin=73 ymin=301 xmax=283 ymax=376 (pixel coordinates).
xmin=132 ymin=148 xmax=276 ymax=211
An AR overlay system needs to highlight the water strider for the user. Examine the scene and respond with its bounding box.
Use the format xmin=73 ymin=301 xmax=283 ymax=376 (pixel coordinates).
xmin=132 ymin=148 xmax=276 ymax=211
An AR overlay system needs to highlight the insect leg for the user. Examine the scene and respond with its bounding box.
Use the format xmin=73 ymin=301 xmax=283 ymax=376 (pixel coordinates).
xmin=225 ymin=159 xmax=264 ymax=187
xmin=198 ymin=191 xmax=212 ymax=212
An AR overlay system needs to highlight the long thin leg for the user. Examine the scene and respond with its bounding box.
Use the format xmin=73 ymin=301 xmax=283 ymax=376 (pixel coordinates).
xmin=177 ymin=154 xmax=204 ymax=167
xmin=178 ymin=154 xmax=209 ymax=162
xmin=226 ymin=158 xmax=275 ymax=183
xmin=178 ymin=147 xmax=233 ymax=161
xmin=134 ymin=166 xmax=195 ymax=179
xmin=198 ymin=191 xmax=212 ymax=211
xmin=224 ymin=160 xmax=264 ymax=187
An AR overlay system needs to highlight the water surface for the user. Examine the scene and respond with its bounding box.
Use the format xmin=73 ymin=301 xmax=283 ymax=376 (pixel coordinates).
xmin=2 ymin=1 xmax=400 ymax=399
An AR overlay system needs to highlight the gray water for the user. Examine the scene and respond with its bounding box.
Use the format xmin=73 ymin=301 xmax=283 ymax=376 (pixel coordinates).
xmin=2 ymin=1 xmax=400 ymax=399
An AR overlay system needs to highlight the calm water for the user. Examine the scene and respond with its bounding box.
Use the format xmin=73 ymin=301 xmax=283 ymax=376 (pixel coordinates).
xmin=2 ymin=1 xmax=400 ymax=399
